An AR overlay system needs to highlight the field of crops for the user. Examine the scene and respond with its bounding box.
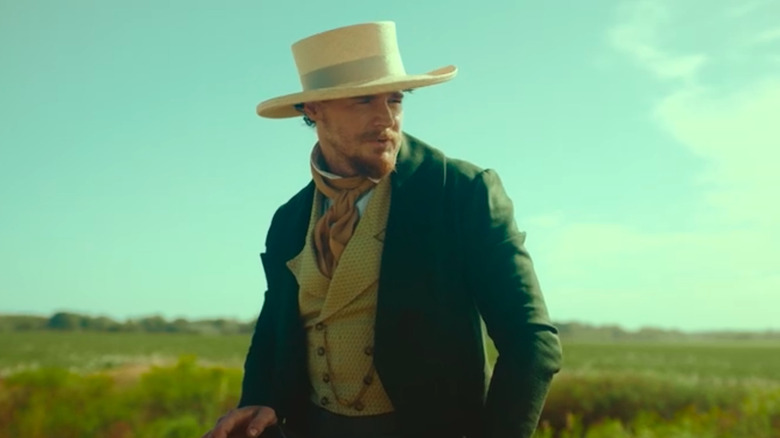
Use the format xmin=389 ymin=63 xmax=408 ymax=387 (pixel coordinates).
xmin=0 ymin=331 xmax=251 ymax=375
xmin=1 ymin=331 xmax=779 ymax=437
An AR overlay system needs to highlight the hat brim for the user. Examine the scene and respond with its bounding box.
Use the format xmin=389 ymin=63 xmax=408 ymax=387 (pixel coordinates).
xmin=256 ymin=65 xmax=457 ymax=119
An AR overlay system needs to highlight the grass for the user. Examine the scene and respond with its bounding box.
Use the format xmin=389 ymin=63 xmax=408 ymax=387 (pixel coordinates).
xmin=3 ymin=331 xmax=779 ymax=382
xmin=1 ymin=332 xmax=779 ymax=437
xmin=556 ymin=340 xmax=780 ymax=382
xmin=0 ymin=356 xmax=243 ymax=438
xmin=0 ymin=331 xmax=251 ymax=375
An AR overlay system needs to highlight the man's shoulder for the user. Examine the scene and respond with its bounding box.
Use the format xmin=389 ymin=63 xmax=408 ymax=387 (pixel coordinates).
xmin=444 ymin=156 xmax=484 ymax=181
xmin=405 ymin=133 xmax=486 ymax=184
xmin=265 ymin=181 xmax=313 ymax=240
xmin=275 ymin=181 xmax=314 ymax=217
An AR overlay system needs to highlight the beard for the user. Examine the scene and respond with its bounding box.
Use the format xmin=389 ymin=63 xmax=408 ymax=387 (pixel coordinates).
xmin=351 ymin=154 xmax=396 ymax=180
xmin=349 ymin=130 xmax=400 ymax=179
xmin=316 ymin=116 xmax=402 ymax=179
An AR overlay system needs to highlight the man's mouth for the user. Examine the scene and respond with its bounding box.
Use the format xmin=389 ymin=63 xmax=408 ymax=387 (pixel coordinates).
xmin=364 ymin=131 xmax=396 ymax=143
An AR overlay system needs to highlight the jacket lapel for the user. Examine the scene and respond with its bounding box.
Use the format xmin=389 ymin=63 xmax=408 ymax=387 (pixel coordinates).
xmin=317 ymin=176 xmax=391 ymax=322
xmin=269 ymin=132 xmax=446 ymax=335
xmin=375 ymin=133 xmax=446 ymax=318
xmin=383 ymin=133 xmax=446 ymax=258
xmin=286 ymin=190 xmax=330 ymax=326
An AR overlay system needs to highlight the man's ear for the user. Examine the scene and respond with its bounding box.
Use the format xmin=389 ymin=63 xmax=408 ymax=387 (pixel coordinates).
xmin=303 ymin=102 xmax=319 ymax=121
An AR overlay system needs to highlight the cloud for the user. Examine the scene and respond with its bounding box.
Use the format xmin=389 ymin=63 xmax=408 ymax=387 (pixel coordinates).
xmin=748 ymin=27 xmax=780 ymax=46
xmin=608 ymin=0 xmax=708 ymax=82
xmin=612 ymin=0 xmax=780 ymax=230
xmin=725 ymin=0 xmax=776 ymax=18
xmin=525 ymin=212 xmax=565 ymax=229
xmin=531 ymin=211 xmax=779 ymax=330
xmin=530 ymin=215 xmax=779 ymax=330
xmin=654 ymin=79 xmax=780 ymax=226
xmin=540 ymin=0 xmax=780 ymax=330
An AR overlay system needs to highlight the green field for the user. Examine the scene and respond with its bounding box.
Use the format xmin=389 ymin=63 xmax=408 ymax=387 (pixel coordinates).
xmin=1 ymin=331 xmax=779 ymax=437
xmin=0 ymin=331 xmax=252 ymax=375
xmin=559 ymin=340 xmax=780 ymax=382
xmin=3 ymin=331 xmax=779 ymax=380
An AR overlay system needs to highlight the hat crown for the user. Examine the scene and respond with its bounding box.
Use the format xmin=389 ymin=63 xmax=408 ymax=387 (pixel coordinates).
xmin=255 ymin=21 xmax=456 ymax=119
xmin=291 ymin=22 xmax=407 ymax=91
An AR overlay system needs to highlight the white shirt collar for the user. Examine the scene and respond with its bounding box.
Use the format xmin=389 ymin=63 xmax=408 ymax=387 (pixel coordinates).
xmin=310 ymin=143 xmax=382 ymax=184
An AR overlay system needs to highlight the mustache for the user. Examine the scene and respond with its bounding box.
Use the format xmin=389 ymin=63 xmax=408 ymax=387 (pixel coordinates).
xmin=360 ymin=130 xmax=399 ymax=142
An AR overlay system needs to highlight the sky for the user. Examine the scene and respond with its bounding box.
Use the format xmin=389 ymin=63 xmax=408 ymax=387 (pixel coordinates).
xmin=1 ymin=0 xmax=778 ymax=332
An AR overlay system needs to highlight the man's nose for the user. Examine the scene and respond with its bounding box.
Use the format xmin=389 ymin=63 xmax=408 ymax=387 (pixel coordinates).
xmin=372 ymin=102 xmax=397 ymax=128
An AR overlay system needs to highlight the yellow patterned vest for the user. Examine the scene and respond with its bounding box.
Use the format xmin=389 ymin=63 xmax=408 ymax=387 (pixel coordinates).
xmin=286 ymin=176 xmax=395 ymax=416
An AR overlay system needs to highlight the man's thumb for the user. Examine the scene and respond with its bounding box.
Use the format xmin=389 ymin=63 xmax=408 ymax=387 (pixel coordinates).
xmin=246 ymin=407 xmax=277 ymax=437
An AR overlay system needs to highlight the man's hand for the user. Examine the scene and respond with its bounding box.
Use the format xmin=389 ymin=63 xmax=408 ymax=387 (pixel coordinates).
xmin=201 ymin=405 xmax=278 ymax=438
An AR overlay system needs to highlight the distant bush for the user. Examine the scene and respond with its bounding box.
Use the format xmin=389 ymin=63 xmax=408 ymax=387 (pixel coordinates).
xmin=4 ymin=313 xmax=780 ymax=342
xmin=0 ymin=315 xmax=48 ymax=332
xmin=0 ymin=356 xmax=241 ymax=438
xmin=132 ymin=355 xmax=239 ymax=429
xmin=543 ymin=371 xmax=745 ymax=428
xmin=0 ymin=366 xmax=128 ymax=437
xmin=1 ymin=358 xmax=778 ymax=437
xmin=0 ymin=312 xmax=256 ymax=335
xmin=537 ymin=371 xmax=780 ymax=437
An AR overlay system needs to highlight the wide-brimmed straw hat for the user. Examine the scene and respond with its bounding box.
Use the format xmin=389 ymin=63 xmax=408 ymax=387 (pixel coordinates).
xmin=256 ymin=21 xmax=457 ymax=119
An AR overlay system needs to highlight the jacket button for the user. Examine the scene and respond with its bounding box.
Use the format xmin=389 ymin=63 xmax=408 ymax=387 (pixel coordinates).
xmin=317 ymin=346 xmax=326 ymax=356
xmin=364 ymin=346 xmax=373 ymax=356
xmin=320 ymin=396 xmax=329 ymax=406
xmin=315 ymin=322 xmax=325 ymax=331
xmin=354 ymin=401 xmax=364 ymax=411
xmin=323 ymin=373 xmax=330 ymax=383
xmin=363 ymin=375 xmax=373 ymax=385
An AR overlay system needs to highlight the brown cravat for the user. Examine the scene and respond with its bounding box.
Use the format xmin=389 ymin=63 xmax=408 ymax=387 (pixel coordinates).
xmin=310 ymin=162 xmax=377 ymax=278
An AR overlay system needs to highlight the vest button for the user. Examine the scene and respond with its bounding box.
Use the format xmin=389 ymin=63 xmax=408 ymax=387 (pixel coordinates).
xmin=320 ymin=396 xmax=330 ymax=406
xmin=315 ymin=322 xmax=325 ymax=331
xmin=364 ymin=346 xmax=373 ymax=356
xmin=317 ymin=346 xmax=326 ymax=356
xmin=323 ymin=373 xmax=330 ymax=383
xmin=354 ymin=401 xmax=364 ymax=411
xmin=363 ymin=375 xmax=373 ymax=385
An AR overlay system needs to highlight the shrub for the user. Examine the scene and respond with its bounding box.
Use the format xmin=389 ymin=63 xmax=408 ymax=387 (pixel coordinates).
xmin=0 ymin=356 xmax=242 ymax=438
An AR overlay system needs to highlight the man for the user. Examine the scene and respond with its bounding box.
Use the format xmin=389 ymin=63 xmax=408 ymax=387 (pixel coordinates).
xmin=204 ymin=21 xmax=562 ymax=438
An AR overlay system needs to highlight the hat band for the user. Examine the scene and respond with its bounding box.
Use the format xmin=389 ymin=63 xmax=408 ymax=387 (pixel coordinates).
xmin=300 ymin=55 xmax=406 ymax=90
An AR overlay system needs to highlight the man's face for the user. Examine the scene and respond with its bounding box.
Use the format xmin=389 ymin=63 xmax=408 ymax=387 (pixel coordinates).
xmin=305 ymin=91 xmax=404 ymax=180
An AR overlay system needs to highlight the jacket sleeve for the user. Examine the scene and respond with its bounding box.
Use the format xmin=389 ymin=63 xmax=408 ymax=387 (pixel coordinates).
xmin=237 ymin=278 xmax=277 ymax=408
xmin=463 ymin=169 xmax=563 ymax=438
xmin=237 ymin=205 xmax=289 ymax=410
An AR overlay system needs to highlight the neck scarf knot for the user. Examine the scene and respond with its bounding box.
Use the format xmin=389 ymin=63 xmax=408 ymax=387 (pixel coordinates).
xmin=310 ymin=163 xmax=378 ymax=278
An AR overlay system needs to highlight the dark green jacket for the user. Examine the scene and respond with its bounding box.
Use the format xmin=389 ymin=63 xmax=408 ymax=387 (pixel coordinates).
xmin=238 ymin=133 xmax=562 ymax=438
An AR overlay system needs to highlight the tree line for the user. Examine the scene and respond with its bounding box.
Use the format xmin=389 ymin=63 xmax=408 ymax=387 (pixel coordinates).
xmin=555 ymin=321 xmax=780 ymax=342
xmin=0 ymin=312 xmax=256 ymax=335
xmin=1 ymin=312 xmax=777 ymax=340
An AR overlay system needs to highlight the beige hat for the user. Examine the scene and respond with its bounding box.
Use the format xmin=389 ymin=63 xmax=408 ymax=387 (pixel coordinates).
xmin=256 ymin=21 xmax=457 ymax=119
